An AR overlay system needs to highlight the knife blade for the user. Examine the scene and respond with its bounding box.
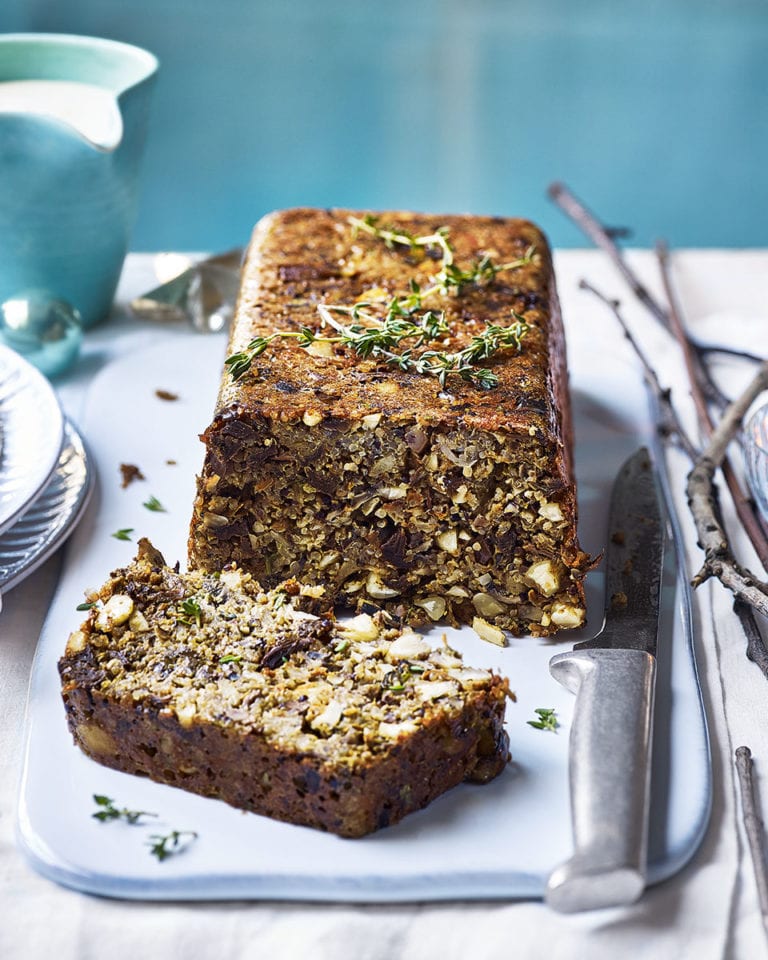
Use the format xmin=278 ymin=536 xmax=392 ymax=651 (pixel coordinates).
xmin=545 ymin=446 xmax=665 ymax=913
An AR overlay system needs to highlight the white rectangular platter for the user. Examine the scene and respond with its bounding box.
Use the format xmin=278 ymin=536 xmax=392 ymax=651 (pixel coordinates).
xmin=17 ymin=279 xmax=711 ymax=901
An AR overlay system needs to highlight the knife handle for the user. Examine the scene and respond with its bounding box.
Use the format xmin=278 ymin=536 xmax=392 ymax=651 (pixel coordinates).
xmin=544 ymin=648 xmax=656 ymax=913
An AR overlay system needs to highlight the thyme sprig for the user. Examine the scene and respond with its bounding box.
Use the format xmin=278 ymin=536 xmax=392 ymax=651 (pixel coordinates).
xmin=381 ymin=660 xmax=426 ymax=692
xmin=527 ymin=707 xmax=559 ymax=732
xmin=349 ymin=215 xmax=536 ymax=297
xmin=147 ymin=830 xmax=198 ymax=862
xmin=226 ymin=217 xmax=532 ymax=388
xmin=224 ymin=327 xmax=319 ymax=380
xmin=178 ymin=597 xmax=203 ymax=628
xmin=315 ymin=300 xmax=447 ymax=358
xmin=92 ymin=794 xmax=157 ymax=825
xmin=227 ymin=302 xmax=527 ymax=390
xmin=432 ymin=248 xmax=536 ymax=296
xmin=320 ymin=303 xmax=528 ymax=389
xmin=349 ymin=214 xmax=454 ymax=264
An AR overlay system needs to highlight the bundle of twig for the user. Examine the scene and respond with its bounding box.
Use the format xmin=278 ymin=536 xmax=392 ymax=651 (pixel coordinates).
xmin=548 ymin=182 xmax=768 ymax=662
xmin=548 ymin=182 xmax=768 ymax=934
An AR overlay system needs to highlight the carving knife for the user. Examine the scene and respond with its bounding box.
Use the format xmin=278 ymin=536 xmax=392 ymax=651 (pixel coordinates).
xmin=545 ymin=446 xmax=665 ymax=913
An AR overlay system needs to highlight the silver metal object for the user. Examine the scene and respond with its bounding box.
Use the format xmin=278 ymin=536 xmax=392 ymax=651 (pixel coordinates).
xmin=0 ymin=420 xmax=93 ymax=606
xmin=130 ymin=248 xmax=243 ymax=332
xmin=545 ymin=447 xmax=665 ymax=913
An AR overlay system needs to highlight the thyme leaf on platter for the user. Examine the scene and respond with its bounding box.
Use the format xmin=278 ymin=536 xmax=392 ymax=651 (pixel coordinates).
xmin=527 ymin=707 xmax=559 ymax=732
xmin=92 ymin=794 xmax=157 ymax=825
xmin=146 ymin=830 xmax=198 ymax=862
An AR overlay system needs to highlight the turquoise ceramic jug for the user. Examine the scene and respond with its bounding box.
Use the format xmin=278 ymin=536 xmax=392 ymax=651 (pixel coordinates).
xmin=0 ymin=34 xmax=158 ymax=327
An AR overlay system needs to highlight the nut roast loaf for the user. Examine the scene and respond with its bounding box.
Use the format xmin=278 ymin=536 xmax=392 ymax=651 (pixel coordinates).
xmin=60 ymin=207 xmax=587 ymax=838
xmin=189 ymin=208 xmax=589 ymax=637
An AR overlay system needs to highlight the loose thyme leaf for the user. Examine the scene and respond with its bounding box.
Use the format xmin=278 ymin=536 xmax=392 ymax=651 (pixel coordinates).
xmin=219 ymin=654 xmax=242 ymax=664
xmin=272 ymin=588 xmax=288 ymax=609
xmin=382 ymin=662 xmax=415 ymax=692
xmin=111 ymin=528 xmax=134 ymax=541
xmin=91 ymin=794 xmax=156 ymax=825
xmin=76 ymin=601 xmax=96 ymax=611
xmin=147 ymin=830 xmax=198 ymax=862
xmin=143 ymin=495 xmax=166 ymax=513
xmin=527 ymin=707 xmax=559 ymax=732
xmin=178 ymin=597 xmax=203 ymax=628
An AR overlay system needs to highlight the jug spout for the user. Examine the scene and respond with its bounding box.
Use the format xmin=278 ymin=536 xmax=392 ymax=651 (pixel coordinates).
xmin=0 ymin=33 xmax=158 ymax=154
xmin=0 ymin=79 xmax=124 ymax=152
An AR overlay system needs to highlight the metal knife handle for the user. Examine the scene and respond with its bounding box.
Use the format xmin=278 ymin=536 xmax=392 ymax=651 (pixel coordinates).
xmin=545 ymin=647 xmax=656 ymax=913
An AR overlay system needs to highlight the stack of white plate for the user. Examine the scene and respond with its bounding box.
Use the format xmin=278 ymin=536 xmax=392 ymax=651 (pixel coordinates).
xmin=0 ymin=344 xmax=93 ymax=599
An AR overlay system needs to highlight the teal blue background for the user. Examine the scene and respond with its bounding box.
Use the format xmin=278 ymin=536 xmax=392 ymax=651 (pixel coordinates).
xmin=3 ymin=1 xmax=766 ymax=250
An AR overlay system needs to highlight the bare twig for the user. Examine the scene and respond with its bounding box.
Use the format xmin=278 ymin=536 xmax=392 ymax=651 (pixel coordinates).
xmin=734 ymin=600 xmax=768 ymax=677
xmin=548 ymin=182 xmax=669 ymax=329
xmin=687 ymin=362 xmax=768 ymax=612
xmin=581 ymin=282 xmax=768 ymax=670
xmin=656 ymin=241 xmax=728 ymax=415
xmin=735 ymin=746 xmax=768 ymax=939
xmin=657 ymin=244 xmax=768 ymax=572
xmin=551 ymin=181 xmax=768 ymax=674
xmin=578 ymin=279 xmax=697 ymax=459
xmin=697 ymin=343 xmax=765 ymax=366
xmin=548 ymin=183 xmax=737 ymax=409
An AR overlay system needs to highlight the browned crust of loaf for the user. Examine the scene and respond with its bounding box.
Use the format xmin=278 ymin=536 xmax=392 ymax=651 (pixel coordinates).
xmin=59 ymin=676 xmax=508 ymax=838
xmin=189 ymin=208 xmax=587 ymax=635
xmin=219 ymin=208 xmax=571 ymax=443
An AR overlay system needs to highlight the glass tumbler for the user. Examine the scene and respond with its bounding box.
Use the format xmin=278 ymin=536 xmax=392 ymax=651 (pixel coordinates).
xmin=744 ymin=401 xmax=768 ymax=524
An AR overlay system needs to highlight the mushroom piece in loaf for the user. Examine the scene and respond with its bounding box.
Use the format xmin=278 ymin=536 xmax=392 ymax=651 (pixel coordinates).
xmin=59 ymin=540 xmax=511 ymax=838
xmin=189 ymin=208 xmax=590 ymax=636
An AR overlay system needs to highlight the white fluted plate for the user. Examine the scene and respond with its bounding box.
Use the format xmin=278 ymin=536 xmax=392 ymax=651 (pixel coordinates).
xmin=0 ymin=421 xmax=93 ymax=594
xmin=0 ymin=344 xmax=65 ymax=536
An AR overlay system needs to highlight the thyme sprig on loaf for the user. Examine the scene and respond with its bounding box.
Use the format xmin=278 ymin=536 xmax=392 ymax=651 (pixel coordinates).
xmin=350 ymin=214 xmax=536 ymax=298
xmin=225 ymin=216 xmax=533 ymax=389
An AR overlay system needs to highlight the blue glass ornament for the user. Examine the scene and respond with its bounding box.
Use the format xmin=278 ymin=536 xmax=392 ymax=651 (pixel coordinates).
xmin=0 ymin=292 xmax=83 ymax=378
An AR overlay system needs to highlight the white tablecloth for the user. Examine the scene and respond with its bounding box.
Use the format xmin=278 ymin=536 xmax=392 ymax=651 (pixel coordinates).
xmin=2 ymin=251 xmax=767 ymax=959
